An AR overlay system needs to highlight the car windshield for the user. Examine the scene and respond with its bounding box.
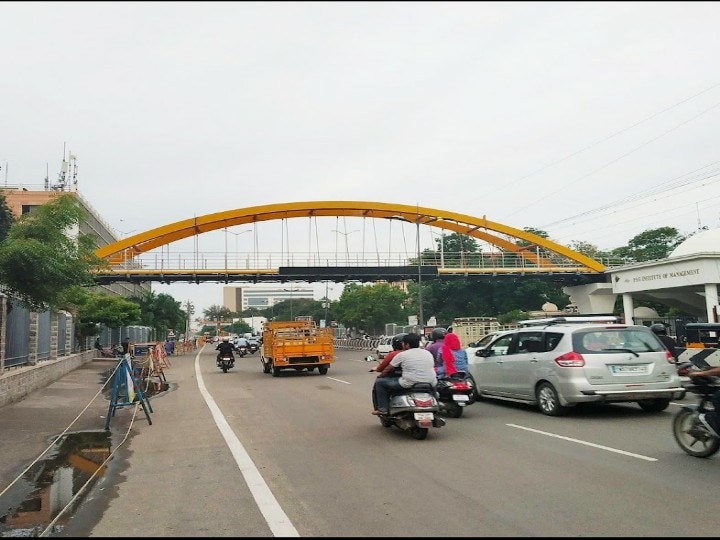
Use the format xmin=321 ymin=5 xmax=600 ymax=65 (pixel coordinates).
xmin=476 ymin=333 xmax=499 ymax=347
xmin=573 ymin=328 xmax=664 ymax=354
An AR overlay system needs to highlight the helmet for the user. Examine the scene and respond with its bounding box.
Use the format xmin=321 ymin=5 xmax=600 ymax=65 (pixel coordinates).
xmin=430 ymin=327 xmax=447 ymax=342
xmin=391 ymin=333 xmax=408 ymax=351
xmin=222 ymin=336 xmax=230 ymax=341
xmin=650 ymin=323 xmax=667 ymax=335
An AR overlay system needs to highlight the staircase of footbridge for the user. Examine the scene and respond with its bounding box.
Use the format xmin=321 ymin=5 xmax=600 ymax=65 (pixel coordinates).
xmin=93 ymin=201 xmax=609 ymax=285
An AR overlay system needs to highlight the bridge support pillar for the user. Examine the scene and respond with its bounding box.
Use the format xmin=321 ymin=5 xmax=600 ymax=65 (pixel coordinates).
xmin=563 ymin=283 xmax=616 ymax=316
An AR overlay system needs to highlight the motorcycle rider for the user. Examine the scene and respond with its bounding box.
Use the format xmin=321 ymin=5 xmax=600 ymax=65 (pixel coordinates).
xmin=688 ymin=365 xmax=720 ymax=436
xmin=438 ymin=332 xmax=469 ymax=376
xmin=215 ymin=335 xmax=236 ymax=367
xmin=370 ymin=333 xmax=406 ymax=410
xmin=650 ymin=323 xmax=679 ymax=363
xmin=372 ymin=332 xmax=437 ymax=415
xmin=425 ymin=327 xmax=447 ymax=375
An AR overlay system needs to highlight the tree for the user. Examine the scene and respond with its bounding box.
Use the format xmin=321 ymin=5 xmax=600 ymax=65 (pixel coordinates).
xmin=0 ymin=194 xmax=104 ymax=311
xmin=333 ymin=283 xmax=407 ymax=334
xmin=132 ymin=291 xmax=187 ymax=339
xmin=610 ymin=227 xmax=685 ymax=263
xmin=203 ymin=304 xmax=234 ymax=323
xmin=0 ymin=192 xmax=15 ymax=243
xmin=61 ymin=286 xmax=142 ymax=344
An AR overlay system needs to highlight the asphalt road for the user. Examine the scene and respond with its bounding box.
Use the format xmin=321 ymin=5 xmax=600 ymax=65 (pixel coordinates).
xmin=2 ymin=346 xmax=717 ymax=537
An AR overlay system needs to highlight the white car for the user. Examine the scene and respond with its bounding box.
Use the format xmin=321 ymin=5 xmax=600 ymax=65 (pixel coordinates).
xmin=375 ymin=337 xmax=393 ymax=359
xmin=468 ymin=319 xmax=684 ymax=416
xmin=465 ymin=330 xmax=513 ymax=358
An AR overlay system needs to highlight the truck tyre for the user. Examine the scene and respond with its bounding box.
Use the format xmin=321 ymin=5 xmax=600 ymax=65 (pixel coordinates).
xmin=262 ymin=357 xmax=271 ymax=374
xmin=318 ymin=365 xmax=329 ymax=375
xmin=271 ymin=361 xmax=281 ymax=377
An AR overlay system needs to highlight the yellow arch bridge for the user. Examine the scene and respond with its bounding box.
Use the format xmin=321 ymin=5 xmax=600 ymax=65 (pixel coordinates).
xmin=93 ymin=201 xmax=609 ymax=286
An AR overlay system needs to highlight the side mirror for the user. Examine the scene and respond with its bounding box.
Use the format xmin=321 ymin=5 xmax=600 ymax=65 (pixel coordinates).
xmin=476 ymin=349 xmax=493 ymax=357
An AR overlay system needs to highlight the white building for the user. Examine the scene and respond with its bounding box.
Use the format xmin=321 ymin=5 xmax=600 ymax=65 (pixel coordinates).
xmin=223 ymin=285 xmax=315 ymax=312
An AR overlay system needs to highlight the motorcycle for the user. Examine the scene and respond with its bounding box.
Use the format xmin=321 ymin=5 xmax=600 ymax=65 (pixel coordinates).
xmin=248 ymin=343 xmax=259 ymax=355
xmin=436 ymin=371 xmax=476 ymax=418
xmin=217 ymin=352 xmax=235 ymax=373
xmin=672 ymin=361 xmax=720 ymax=458
xmin=370 ymin=368 xmax=445 ymax=440
xmin=235 ymin=345 xmax=248 ymax=358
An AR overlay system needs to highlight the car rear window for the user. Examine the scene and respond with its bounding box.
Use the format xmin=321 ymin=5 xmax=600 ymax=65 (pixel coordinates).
xmin=572 ymin=328 xmax=664 ymax=354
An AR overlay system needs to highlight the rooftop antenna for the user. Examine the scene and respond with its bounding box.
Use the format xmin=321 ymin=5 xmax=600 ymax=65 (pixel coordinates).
xmin=696 ymin=202 xmax=703 ymax=231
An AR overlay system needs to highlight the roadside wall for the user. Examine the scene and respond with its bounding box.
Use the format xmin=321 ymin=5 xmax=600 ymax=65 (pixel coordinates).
xmin=0 ymin=349 xmax=96 ymax=408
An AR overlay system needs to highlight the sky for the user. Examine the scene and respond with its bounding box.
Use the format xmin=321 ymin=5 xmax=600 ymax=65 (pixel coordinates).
xmin=2 ymin=1 xmax=720 ymax=318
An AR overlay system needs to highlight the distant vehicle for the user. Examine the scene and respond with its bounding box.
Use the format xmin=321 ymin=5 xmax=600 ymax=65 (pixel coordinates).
xmin=468 ymin=318 xmax=684 ymax=416
xmin=375 ymin=337 xmax=393 ymax=359
xmin=465 ymin=330 xmax=514 ymax=358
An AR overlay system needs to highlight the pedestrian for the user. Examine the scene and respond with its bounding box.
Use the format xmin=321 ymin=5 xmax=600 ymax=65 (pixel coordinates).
xmin=94 ymin=337 xmax=103 ymax=351
xmin=121 ymin=336 xmax=130 ymax=355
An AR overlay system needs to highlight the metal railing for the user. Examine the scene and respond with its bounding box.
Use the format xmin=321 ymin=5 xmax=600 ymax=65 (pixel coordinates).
xmin=101 ymin=250 xmax=627 ymax=273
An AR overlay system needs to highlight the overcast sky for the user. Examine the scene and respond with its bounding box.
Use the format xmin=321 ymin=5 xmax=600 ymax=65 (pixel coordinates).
xmin=2 ymin=1 xmax=720 ymax=318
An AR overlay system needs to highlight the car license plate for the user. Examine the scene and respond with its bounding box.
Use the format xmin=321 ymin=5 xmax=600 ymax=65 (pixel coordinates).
xmin=452 ymin=394 xmax=470 ymax=402
xmin=414 ymin=412 xmax=434 ymax=420
xmin=610 ymin=365 xmax=648 ymax=375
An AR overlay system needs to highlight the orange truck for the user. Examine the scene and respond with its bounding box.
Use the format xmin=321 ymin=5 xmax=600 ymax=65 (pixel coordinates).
xmin=260 ymin=319 xmax=335 ymax=377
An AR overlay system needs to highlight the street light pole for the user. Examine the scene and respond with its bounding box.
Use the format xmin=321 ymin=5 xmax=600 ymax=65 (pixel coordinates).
xmin=416 ymin=205 xmax=424 ymax=330
xmin=331 ymin=229 xmax=359 ymax=265
xmin=226 ymin=229 xmax=252 ymax=268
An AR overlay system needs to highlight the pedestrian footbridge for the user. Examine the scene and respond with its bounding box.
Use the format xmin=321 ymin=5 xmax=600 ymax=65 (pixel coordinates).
xmin=93 ymin=201 xmax=610 ymax=285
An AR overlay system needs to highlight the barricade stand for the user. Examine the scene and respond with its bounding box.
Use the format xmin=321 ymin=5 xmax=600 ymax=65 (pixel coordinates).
xmin=105 ymin=354 xmax=153 ymax=430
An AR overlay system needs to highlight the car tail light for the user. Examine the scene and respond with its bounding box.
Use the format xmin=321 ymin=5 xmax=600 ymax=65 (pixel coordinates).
xmin=554 ymin=351 xmax=585 ymax=367
xmin=664 ymin=350 xmax=675 ymax=364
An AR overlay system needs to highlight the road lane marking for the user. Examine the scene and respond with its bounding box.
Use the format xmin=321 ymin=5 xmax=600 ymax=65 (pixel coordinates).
xmin=326 ymin=376 xmax=351 ymax=384
xmin=195 ymin=350 xmax=300 ymax=537
xmin=507 ymin=424 xmax=658 ymax=462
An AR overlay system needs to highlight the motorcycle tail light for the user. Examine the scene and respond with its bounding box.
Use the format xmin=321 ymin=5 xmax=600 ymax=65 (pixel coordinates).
xmin=450 ymin=382 xmax=471 ymax=391
xmin=412 ymin=396 xmax=435 ymax=407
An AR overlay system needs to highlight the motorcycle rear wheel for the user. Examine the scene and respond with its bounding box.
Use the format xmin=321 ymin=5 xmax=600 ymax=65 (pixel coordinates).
xmin=445 ymin=403 xmax=464 ymax=418
xmin=672 ymin=409 xmax=720 ymax=458
xmin=222 ymin=365 xmax=228 ymax=373
xmin=411 ymin=427 xmax=429 ymax=440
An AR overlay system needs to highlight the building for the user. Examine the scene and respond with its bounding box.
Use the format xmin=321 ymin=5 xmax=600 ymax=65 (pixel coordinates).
xmin=223 ymin=285 xmax=315 ymax=312
xmin=0 ymin=162 xmax=151 ymax=300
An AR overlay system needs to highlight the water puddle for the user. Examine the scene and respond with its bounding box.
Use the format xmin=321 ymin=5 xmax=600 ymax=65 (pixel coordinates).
xmin=1 ymin=375 xmax=171 ymax=537
xmin=0 ymin=430 xmax=111 ymax=537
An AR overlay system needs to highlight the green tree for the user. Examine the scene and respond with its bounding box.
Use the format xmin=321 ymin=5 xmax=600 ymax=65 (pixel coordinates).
xmin=0 ymin=194 xmax=104 ymax=311
xmin=61 ymin=286 xmax=142 ymax=344
xmin=610 ymin=227 xmax=685 ymax=262
xmin=131 ymin=291 xmax=187 ymax=339
xmin=0 ymin=192 xmax=15 ymax=243
xmin=203 ymin=304 xmax=234 ymax=322
xmin=334 ymin=282 xmax=407 ymax=334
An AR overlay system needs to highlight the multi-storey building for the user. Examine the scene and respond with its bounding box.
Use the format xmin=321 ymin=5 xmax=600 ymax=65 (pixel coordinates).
xmin=223 ymin=285 xmax=315 ymax=312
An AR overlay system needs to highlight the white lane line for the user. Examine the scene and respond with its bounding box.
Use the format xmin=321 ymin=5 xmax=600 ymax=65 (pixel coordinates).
xmin=195 ymin=349 xmax=300 ymax=537
xmin=326 ymin=376 xmax=351 ymax=385
xmin=507 ymin=424 xmax=658 ymax=462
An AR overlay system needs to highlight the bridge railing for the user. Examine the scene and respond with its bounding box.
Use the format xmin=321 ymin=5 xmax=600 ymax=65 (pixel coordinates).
xmin=107 ymin=251 xmax=628 ymax=271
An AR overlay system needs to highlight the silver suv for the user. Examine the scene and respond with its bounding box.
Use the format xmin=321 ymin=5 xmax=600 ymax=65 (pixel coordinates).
xmin=468 ymin=317 xmax=685 ymax=416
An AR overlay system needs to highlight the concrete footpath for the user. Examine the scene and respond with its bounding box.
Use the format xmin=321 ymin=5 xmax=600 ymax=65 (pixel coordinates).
xmin=0 ymin=349 xmax=272 ymax=537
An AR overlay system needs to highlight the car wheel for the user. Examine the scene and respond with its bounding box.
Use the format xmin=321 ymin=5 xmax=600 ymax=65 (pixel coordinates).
xmin=637 ymin=398 xmax=671 ymax=412
xmin=536 ymin=382 xmax=570 ymax=416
